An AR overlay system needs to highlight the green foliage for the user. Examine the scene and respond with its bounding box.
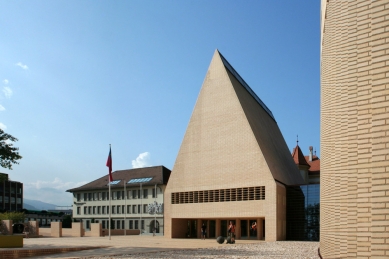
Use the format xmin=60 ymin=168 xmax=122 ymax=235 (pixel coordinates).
xmin=0 ymin=129 xmax=22 ymax=170
xmin=0 ymin=173 xmax=8 ymax=183
xmin=0 ymin=212 xmax=25 ymax=223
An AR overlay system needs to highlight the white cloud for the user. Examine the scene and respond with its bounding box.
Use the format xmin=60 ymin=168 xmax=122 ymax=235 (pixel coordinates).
xmin=16 ymin=62 xmax=28 ymax=70
xmin=0 ymin=105 xmax=4 ymax=111
xmin=27 ymin=177 xmax=88 ymax=191
xmin=3 ymin=87 xmax=12 ymax=99
xmin=132 ymin=152 xmax=151 ymax=168
xmin=23 ymin=178 xmax=88 ymax=205
xmin=0 ymin=122 xmax=6 ymax=130
xmin=3 ymin=79 xmax=9 ymax=85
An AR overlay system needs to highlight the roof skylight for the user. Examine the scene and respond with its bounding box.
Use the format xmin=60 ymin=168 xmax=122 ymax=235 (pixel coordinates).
xmin=128 ymin=177 xmax=153 ymax=184
xmin=108 ymin=180 xmax=121 ymax=185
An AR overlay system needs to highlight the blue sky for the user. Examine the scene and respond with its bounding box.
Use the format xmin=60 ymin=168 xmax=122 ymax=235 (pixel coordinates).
xmin=0 ymin=1 xmax=320 ymax=205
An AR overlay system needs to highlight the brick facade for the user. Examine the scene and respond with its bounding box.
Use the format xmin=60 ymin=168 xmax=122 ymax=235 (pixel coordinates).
xmin=321 ymin=1 xmax=389 ymax=258
xmin=164 ymin=50 xmax=304 ymax=241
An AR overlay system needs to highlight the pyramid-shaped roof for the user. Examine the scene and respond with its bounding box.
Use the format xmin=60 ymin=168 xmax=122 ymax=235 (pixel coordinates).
xmin=292 ymin=144 xmax=311 ymax=168
xmin=166 ymin=50 xmax=304 ymax=189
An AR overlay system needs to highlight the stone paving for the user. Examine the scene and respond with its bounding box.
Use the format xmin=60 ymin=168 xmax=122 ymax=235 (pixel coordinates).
xmin=1 ymin=228 xmax=320 ymax=259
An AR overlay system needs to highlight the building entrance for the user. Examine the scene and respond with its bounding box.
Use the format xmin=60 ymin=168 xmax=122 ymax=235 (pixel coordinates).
xmin=239 ymin=219 xmax=258 ymax=239
xmin=186 ymin=220 xmax=197 ymax=238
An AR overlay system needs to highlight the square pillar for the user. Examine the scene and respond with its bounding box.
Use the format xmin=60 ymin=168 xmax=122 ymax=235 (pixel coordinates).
xmin=257 ymin=218 xmax=263 ymax=240
xmin=51 ymin=222 xmax=62 ymax=237
xmin=90 ymin=223 xmax=102 ymax=237
xmin=72 ymin=222 xmax=83 ymax=237
xmin=197 ymin=219 xmax=202 ymax=239
xmin=235 ymin=219 xmax=241 ymax=239
xmin=29 ymin=221 xmax=39 ymax=237
xmin=216 ymin=219 xmax=221 ymax=237
xmin=2 ymin=220 xmax=13 ymax=235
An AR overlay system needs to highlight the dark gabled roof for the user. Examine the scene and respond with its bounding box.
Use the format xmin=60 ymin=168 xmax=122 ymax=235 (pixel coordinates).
xmin=66 ymin=166 xmax=171 ymax=192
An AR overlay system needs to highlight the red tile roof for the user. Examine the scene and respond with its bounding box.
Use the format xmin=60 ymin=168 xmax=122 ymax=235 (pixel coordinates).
xmin=291 ymin=145 xmax=311 ymax=168
xmin=305 ymin=155 xmax=320 ymax=174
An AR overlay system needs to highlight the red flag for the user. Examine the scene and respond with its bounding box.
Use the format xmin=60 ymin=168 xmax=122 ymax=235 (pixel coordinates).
xmin=106 ymin=147 xmax=113 ymax=182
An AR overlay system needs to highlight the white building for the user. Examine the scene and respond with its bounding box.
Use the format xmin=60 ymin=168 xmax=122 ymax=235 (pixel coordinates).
xmin=67 ymin=166 xmax=170 ymax=235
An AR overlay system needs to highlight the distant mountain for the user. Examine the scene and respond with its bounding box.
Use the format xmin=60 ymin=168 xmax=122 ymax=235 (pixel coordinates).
xmin=23 ymin=203 xmax=38 ymax=210
xmin=23 ymin=199 xmax=57 ymax=211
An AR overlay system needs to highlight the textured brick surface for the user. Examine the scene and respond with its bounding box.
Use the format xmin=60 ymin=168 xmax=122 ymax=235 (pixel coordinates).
xmin=50 ymin=222 xmax=62 ymax=238
xmin=321 ymin=0 xmax=389 ymax=258
xmin=164 ymin=50 xmax=302 ymax=241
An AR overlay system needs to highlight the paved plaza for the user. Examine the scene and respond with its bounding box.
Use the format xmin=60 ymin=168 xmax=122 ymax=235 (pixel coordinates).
xmin=1 ymin=230 xmax=320 ymax=259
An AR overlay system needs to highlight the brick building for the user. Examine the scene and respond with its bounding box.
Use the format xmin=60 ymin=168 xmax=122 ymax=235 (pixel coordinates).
xmin=321 ymin=0 xmax=389 ymax=257
xmin=164 ymin=50 xmax=314 ymax=241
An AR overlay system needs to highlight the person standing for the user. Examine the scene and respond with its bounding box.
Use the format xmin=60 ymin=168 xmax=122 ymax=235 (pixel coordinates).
xmin=228 ymin=221 xmax=235 ymax=244
xmin=201 ymin=223 xmax=206 ymax=240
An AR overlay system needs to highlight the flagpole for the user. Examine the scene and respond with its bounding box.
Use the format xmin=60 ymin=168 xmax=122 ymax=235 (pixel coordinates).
xmin=109 ymin=180 xmax=111 ymax=240
xmin=140 ymin=182 xmax=142 ymax=236
xmin=124 ymin=179 xmax=126 ymax=236
xmin=107 ymin=144 xmax=112 ymax=241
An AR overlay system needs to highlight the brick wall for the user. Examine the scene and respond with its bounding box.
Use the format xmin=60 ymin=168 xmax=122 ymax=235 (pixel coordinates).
xmin=321 ymin=0 xmax=389 ymax=258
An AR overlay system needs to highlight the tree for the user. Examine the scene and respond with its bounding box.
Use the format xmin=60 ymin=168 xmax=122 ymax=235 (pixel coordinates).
xmin=0 ymin=129 xmax=22 ymax=170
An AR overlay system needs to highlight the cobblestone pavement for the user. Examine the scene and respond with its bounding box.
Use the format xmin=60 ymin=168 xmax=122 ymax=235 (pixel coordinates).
xmin=86 ymin=241 xmax=320 ymax=259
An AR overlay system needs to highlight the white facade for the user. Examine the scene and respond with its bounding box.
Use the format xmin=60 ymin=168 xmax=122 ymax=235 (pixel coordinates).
xmin=71 ymin=184 xmax=166 ymax=234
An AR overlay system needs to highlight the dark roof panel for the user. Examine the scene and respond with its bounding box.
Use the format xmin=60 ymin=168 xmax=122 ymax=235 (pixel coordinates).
xmin=66 ymin=166 xmax=171 ymax=192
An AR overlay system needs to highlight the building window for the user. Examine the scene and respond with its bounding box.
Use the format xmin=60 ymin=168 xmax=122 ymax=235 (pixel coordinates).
xmin=77 ymin=193 xmax=81 ymax=201
xmin=171 ymin=186 xmax=265 ymax=204
xmin=143 ymin=204 xmax=147 ymax=213
xmin=77 ymin=207 xmax=81 ymax=215
xmin=143 ymin=189 xmax=148 ymax=198
xmin=132 ymin=190 xmax=137 ymax=199
xmin=129 ymin=220 xmax=133 ymax=229
xmin=132 ymin=205 xmax=136 ymax=214
xmin=135 ymin=220 xmax=138 ymax=229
